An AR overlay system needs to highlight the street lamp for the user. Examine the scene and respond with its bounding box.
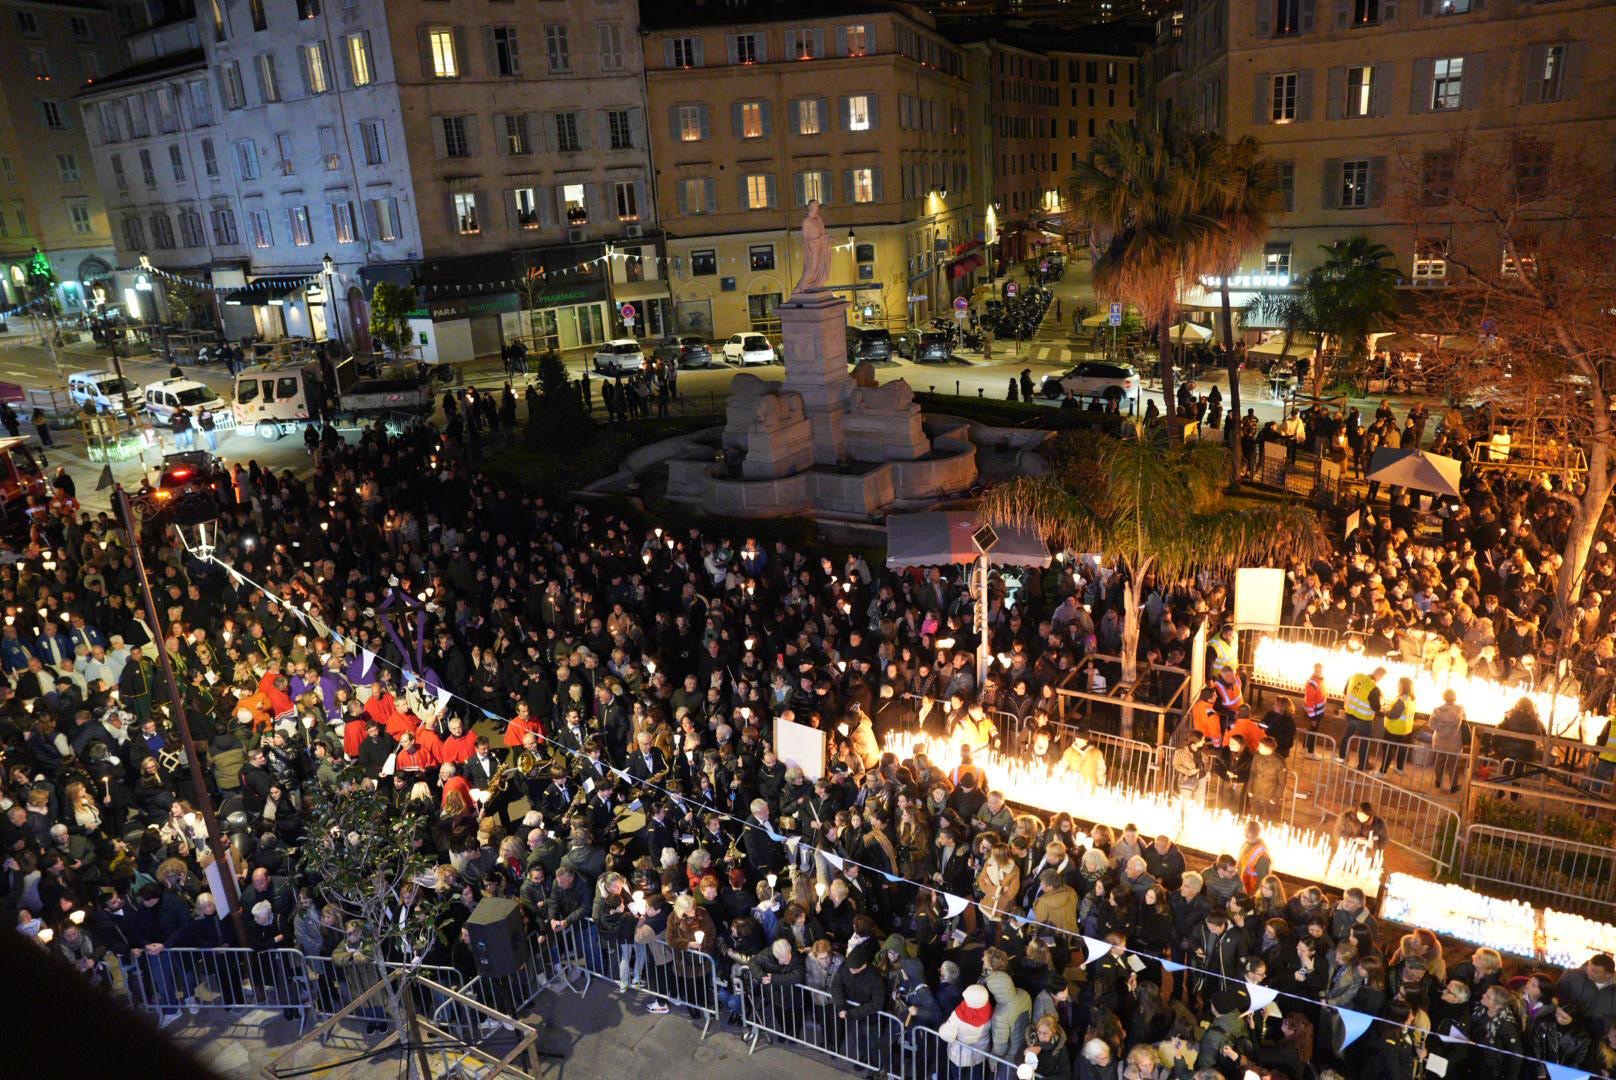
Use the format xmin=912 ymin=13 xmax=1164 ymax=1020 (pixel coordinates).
xmin=321 ymin=253 xmax=342 ymax=348
xmin=114 ymin=486 xmax=246 ymax=942
xmin=970 ymin=523 xmax=998 ymax=685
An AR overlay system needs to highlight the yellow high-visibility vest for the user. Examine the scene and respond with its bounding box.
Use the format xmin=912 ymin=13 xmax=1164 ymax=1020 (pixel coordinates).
xmin=1599 ymin=729 xmax=1616 ymax=764
xmin=1210 ymin=635 xmax=1238 ymax=673
xmin=1384 ymin=694 xmax=1416 ymax=736
xmin=1343 ymin=673 xmax=1378 ymax=722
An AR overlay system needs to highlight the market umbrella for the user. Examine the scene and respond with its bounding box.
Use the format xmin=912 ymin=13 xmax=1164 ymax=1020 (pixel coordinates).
xmin=1365 ymin=447 xmax=1463 ymax=497
xmin=1081 ymin=311 xmax=1113 ymax=327
xmin=1435 ymin=335 xmax=1485 ymax=353
xmin=1249 ymin=336 xmax=1319 ymax=359
xmin=886 ymin=512 xmax=1051 ymax=569
xmin=1375 ymin=332 xmax=1432 ymax=353
xmin=1167 ymin=322 xmax=1213 ymax=344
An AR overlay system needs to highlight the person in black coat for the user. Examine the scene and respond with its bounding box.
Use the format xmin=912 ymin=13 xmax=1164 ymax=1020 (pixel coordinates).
xmin=741 ymin=797 xmax=786 ymax=875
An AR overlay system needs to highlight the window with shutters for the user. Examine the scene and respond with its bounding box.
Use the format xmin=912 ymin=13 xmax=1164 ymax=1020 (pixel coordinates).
xmin=221 ymin=63 xmax=246 ymax=110
xmin=491 ymin=27 xmax=520 ymax=75
xmin=801 ymin=170 xmax=827 ymax=205
xmin=1431 ymin=57 xmax=1463 ymax=110
xmin=850 ymin=167 xmax=876 ymax=203
xmin=1419 ymin=151 xmax=1453 ymax=204
xmin=297 ymin=0 xmax=319 ymax=20
xmin=555 ymin=113 xmax=580 ymax=153
xmin=1538 ymin=45 xmax=1565 ymax=102
xmin=166 ymin=145 xmax=185 ymax=181
xmin=211 ymin=208 xmax=238 ymax=245
xmin=1271 ymin=73 xmax=1297 ymax=122
xmin=235 ymin=139 xmax=259 ymax=181
xmin=1262 ymin=243 xmax=1292 ymax=277
xmin=248 ymin=0 xmax=266 ymax=32
xmin=608 ymin=111 xmax=632 ymax=150
xmin=561 ymin=183 xmax=587 ymax=225
xmin=1514 ymin=141 xmax=1550 ymax=199
xmin=275 ymin=132 xmax=294 ymax=175
xmin=734 ymin=34 xmax=759 ymax=64
xmin=789 ymin=29 xmax=819 ymax=59
xmin=545 ymin=26 xmax=570 ymax=73
xmin=1437 ymin=0 xmax=1471 ymax=12
xmin=289 ymin=205 xmax=312 ymax=245
xmin=599 ymin=24 xmax=624 ymax=71
xmin=369 ymin=198 xmax=399 ymax=241
xmin=58 ymin=154 xmax=80 ymax=183
xmin=796 ymin=99 xmax=822 ymax=135
xmin=178 ymin=209 xmax=203 ymax=246
xmin=319 ymin=125 xmax=339 ymax=170
xmin=139 ymin=149 xmax=156 ymax=186
xmin=743 ymin=174 xmax=771 ymax=210
xmin=848 ymin=95 xmax=873 ymax=131
xmin=739 ymin=102 xmax=764 ymax=138
xmin=331 ymin=201 xmax=356 ymax=243
xmin=72 ymin=14 xmax=93 ymax=42
xmin=1274 ymin=0 xmax=1301 ymax=35
xmin=691 ymin=249 xmax=716 ymax=275
xmin=614 ymin=181 xmax=638 ymax=221
xmin=442 ymin=116 xmax=470 ymax=157
xmin=1345 ymin=65 xmax=1373 ymax=117
xmin=677 ymin=106 xmax=704 ymax=142
xmin=1341 ymin=158 xmax=1369 ymax=208
xmin=428 ymin=28 xmax=458 ymax=78
xmin=843 ymin=25 xmax=868 ymax=57
xmin=256 ymin=54 xmax=280 ymax=101
xmin=680 ymin=179 xmax=709 ymax=214
xmin=123 ymin=216 xmax=144 ymax=250
xmin=1351 ymin=0 xmax=1379 ymax=24
xmin=346 ymin=34 xmax=373 ymax=86
xmin=306 ymin=43 xmax=332 ymax=94
xmin=1413 ymin=239 xmax=1446 ymax=280
xmin=27 ymin=49 xmax=51 ymax=81
xmin=249 ymin=209 xmax=272 ymax=247
xmin=502 ymin=114 xmax=531 ymax=155
xmin=750 ymin=244 xmax=775 ymax=271
xmin=201 ymin=139 xmax=219 ymax=178
xmin=453 ymin=192 xmax=479 ymax=234
xmin=513 ymin=187 xmax=541 ymax=229
xmin=39 ymin=101 xmax=67 ymax=130
xmin=359 ymin=120 xmax=387 ymax=165
xmin=671 ymin=37 xmax=698 ymax=68
xmin=109 ymin=153 xmax=127 ymax=191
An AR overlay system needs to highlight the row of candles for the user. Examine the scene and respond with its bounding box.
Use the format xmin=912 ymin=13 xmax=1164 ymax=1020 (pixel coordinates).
xmin=1249 ymin=636 xmax=1599 ymax=741
xmin=1380 ymin=873 xmax=1616 ymax=968
xmin=881 ymin=730 xmax=1384 ymax=895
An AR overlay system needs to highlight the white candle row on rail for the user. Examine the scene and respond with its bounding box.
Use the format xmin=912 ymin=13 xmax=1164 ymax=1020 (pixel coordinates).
xmin=1381 ymin=873 xmax=1616 ymax=967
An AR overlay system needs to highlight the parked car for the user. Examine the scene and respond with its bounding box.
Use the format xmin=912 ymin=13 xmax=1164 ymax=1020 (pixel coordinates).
xmin=896 ymin=330 xmax=954 ymax=363
xmin=1039 ymin=361 xmax=1140 ymax=408
xmin=847 ymin=327 xmax=894 ymax=364
xmin=591 ymin=339 xmax=646 ymax=375
xmin=653 ymin=337 xmax=715 ymax=369
xmin=68 ymin=369 xmax=139 ymax=414
xmin=142 ymin=377 xmax=233 ymax=428
xmin=723 ymin=333 xmax=776 ymax=366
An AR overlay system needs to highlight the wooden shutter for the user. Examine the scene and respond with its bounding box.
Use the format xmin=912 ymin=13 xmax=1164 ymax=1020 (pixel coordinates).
xmin=363 ymin=198 xmax=380 ymax=239
xmin=1334 ymin=0 xmax=1350 ymax=28
xmin=662 ymin=40 xmax=675 ymax=69
xmin=836 ymin=26 xmax=847 ymax=56
xmin=634 ymin=180 xmax=648 ymax=225
xmin=702 ymin=178 xmax=716 ymax=213
xmin=1382 ymin=0 xmax=1397 ymax=21
xmin=1522 ymin=45 xmax=1546 ymax=104
xmin=731 ymin=102 xmax=744 ymax=137
xmin=1562 ymin=41 xmax=1586 ymax=102
xmin=811 ymin=29 xmax=824 ymax=57
xmin=691 ymin=38 xmax=704 ymax=67
xmin=1299 ymin=0 xmax=1316 ymax=33
xmin=1418 ymin=0 xmax=1434 ymax=13
xmin=430 ymin=116 xmax=447 ymax=158
xmin=754 ymin=34 xmax=767 ymax=63
xmin=726 ymin=34 xmax=738 ymax=65
xmin=1326 ymin=67 xmax=1345 ymax=119
xmin=866 ymin=95 xmax=879 ymax=130
xmin=1253 ymin=74 xmax=1270 ymax=124
xmin=736 ymin=174 xmax=749 ymax=209
xmin=417 ymin=26 xmax=435 ymax=79
xmin=870 ymin=168 xmax=883 ymax=203
xmin=669 ymin=105 xmax=683 ymax=143
xmin=676 ymin=179 xmax=689 ymax=215
xmin=452 ymin=27 xmax=467 ymax=77
xmin=1256 ymin=0 xmax=1272 ymax=37
xmin=759 ymin=101 xmax=773 ymax=138
xmin=629 ymin=108 xmax=645 ymax=150
xmin=463 ymin=116 xmax=479 ymax=157
xmin=842 ymin=168 xmax=854 ymax=203
xmin=793 ymin=171 xmax=806 ymax=206
xmin=1296 ymin=70 xmax=1314 ymax=121
xmin=764 ymin=174 xmax=777 ymax=209
xmin=573 ymin=110 xmax=590 ymax=150
xmin=1321 ymin=158 xmax=1342 ymax=209
xmin=596 ymin=110 xmax=611 ymax=149
xmin=838 ymin=95 xmax=851 ymax=130
xmin=484 ymin=28 xmax=499 ymax=77
xmin=698 ymin=104 xmax=710 ymax=140
xmin=1371 ymin=62 xmax=1393 ymax=115
xmin=1461 ymin=52 xmax=1485 ymax=109
xmin=1409 ymin=57 xmax=1433 ymax=113
xmin=815 ymin=97 xmax=829 ymax=133
xmin=1367 ymin=156 xmax=1387 ymax=206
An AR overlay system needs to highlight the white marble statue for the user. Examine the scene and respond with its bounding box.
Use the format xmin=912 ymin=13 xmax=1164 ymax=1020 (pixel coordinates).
xmin=794 ymin=200 xmax=831 ymax=296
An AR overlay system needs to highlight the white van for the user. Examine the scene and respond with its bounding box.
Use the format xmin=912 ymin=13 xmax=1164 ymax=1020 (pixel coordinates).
xmin=143 ymin=377 xmax=233 ymax=429
xmin=68 ymin=370 xmax=138 ymax=414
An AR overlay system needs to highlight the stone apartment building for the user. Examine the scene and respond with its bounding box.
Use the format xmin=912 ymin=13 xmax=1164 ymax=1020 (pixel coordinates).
xmin=642 ymin=3 xmax=977 ymax=340
xmin=1154 ymin=0 xmax=1616 ymax=286
xmin=0 ymin=0 xmax=125 ymax=313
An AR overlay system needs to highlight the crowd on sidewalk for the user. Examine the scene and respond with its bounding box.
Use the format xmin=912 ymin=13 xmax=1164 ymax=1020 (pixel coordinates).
xmin=2 ymin=397 xmax=1615 ymax=1078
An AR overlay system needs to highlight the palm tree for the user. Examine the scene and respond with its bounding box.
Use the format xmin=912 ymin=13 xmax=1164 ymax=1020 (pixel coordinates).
xmin=1309 ymin=237 xmax=1399 ymax=395
xmin=1069 ymin=119 xmax=1221 ymax=414
xmin=982 ymin=422 xmax=1325 ymax=724
xmin=1200 ymin=135 xmax=1282 ymax=488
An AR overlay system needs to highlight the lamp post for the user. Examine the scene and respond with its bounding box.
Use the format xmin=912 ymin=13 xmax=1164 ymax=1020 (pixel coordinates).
xmin=321 ymin=253 xmax=341 ymax=347
xmin=970 ymin=523 xmax=999 ymax=686
xmin=114 ymin=486 xmax=246 ymax=943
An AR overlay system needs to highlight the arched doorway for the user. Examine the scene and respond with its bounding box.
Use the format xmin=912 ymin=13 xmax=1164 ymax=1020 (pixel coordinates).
xmin=347 ymin=286 xmax=372 ymax=354
xmin=77 ymin=256 xmax=112 ymax=284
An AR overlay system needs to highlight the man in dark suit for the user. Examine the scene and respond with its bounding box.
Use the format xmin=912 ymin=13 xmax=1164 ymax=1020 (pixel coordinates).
xmin=462 ymin=736 xmax=499 ymax=790
xmin=625 ymin=731 xmax=669 ymax=786
xmin=741 ymin=797 xmax=787 ymax=875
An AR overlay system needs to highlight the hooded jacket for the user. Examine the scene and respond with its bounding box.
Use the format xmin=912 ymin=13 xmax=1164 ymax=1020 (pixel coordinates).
xmin=937 ymin=989 xmax=994 ymax=1066
xmin=984 ymin=969 xmax=1032 ymax=1060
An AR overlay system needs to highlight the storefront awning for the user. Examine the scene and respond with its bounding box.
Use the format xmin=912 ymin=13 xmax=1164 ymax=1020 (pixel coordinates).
xmin=886 ymin=512 xmax=1051 ymax=569
xmin=611 ymin=280 xmax=674 ymax=303
xmin=949 ymin=254 xmax=984 ymax=279
xmin=222 ymin=278 xmax=308 ymax=307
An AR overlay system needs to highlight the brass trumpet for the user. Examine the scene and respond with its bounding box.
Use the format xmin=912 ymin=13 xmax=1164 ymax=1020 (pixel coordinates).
xmin=489 ymin=750 xmax=537 ymax=796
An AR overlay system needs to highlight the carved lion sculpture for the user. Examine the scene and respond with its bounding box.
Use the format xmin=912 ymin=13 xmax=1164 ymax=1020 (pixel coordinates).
xmin=850 ymin=379 xmax=918 ymax=416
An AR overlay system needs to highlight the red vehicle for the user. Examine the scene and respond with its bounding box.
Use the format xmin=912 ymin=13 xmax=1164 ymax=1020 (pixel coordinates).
xmin=0 ymin=435 xmax=50 ymax=541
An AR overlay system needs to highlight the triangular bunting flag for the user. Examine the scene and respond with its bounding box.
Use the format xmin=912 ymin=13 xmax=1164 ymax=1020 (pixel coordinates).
xmin=1081 ymin=936 xmax=1110 ymax=965
xmin=822 ymin=851 xmax=845 ymax=871
xmin=942 ymin=893 xmax=969 ymax=919
xmin=481 ymin=709 xmax=500 ymax=722
xmin=360 ymin=649 xmax=376 ymax=678
xmin=1160 ymin=958 xmax=1186 ymax=973
xmin=434 ymin=684 xmax=451 ymax=711
xmin=763 ymin=824 xmax=785 ymax=843
xmin=1544 ymin=1066 xmax=1589 ymax=1080
xmin=1244 ymin=982 xmax=1279 ymax=1014
xmin=784 ymin=835 xmax=802 ymax=853
xmin=881 ymin=872 xmax=903 ymax=884
xmin=96 ymin=464 xmax=114 ymax=491
xmin=1335 ymin=1007 xmax=1374 ymax=1051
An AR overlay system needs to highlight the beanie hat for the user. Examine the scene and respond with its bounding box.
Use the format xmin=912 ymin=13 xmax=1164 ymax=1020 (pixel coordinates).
xmin=957 ymin=984 xmax=992 ymax=1025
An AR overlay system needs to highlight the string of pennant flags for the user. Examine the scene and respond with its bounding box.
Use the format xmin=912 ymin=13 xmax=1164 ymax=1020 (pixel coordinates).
xmin=205 ymin=553 xmax=1604 ymax=1080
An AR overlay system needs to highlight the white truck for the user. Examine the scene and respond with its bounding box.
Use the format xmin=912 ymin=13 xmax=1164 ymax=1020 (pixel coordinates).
xmin=232 ymin=357 xmax=434 ymax=440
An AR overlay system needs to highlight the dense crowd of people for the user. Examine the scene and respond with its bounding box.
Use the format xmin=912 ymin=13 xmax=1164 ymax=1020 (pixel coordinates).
xmin=3 ymin=406 xmax=1615 ymax=1080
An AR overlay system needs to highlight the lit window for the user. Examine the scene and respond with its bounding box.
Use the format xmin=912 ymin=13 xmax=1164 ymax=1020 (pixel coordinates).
xmin=332 ymin=201 xmax=356 ymax=243
xmin=1352 ymin=0 xmax=1379 ymax=24
xmin=1270 ymin=72 xmax=1297 ymax=123
xmin=843 ymin=25 xmax=868 ymax=57
xmin=847 ymin=95 xmax=871 ymax=131
xmin=850 ymin=167 xmax=875 ymax=203
xmin=513 ymin=187 xmax=541 ymax=229
xmin=614 ymin=180 xmax=638 ymax=221
xmin=744 ymin=174 xmax=771 ymax=209
xmin=1345 ymin=65 xmax=1373 ymax=118
xmin=678 ymin=105 xmax=704 ymax=142
xmin=1413 ymin=241 xmax=1447 ymax=280
xmin=503 ymin=114 xmax=530 ymax=155
xmin=1539 ymin=45 xmax=1565 ymax=102
xmin=796 ymin=99 xmax=821 ymax=135
xmin=428 ymin=29 xmax=458 ymax=79
xmin=1340 ymin=158 xmax=1369 ymax=208
xmin=734 ymin=33 xmax=758 ymax=64
xmin=801 ymin=170 xmax=826 ymax=204
xmin=369 ymin=198 xmax=399 ymax=242
xmin=249 ymin=210 xmax=272 ymax=248
xmin=740 ymin=102 xmax=763 ymax=138
xmin=789 ymin=29 xmax=818 ymax=59
xmin=1432 ymin=57 xmax=1464 ymax=111
xmin=1262 ymin=243 xmax=1291 ymax=277
xmin=562 ymin=183 xmax=587 ymax=225
xmin=453 ymin=192 xmax=479 ymax=235
xmin=346 ymin=34 xmax=372 ymax=87
xmin=304 ymin=43 xmax=331 ymax=94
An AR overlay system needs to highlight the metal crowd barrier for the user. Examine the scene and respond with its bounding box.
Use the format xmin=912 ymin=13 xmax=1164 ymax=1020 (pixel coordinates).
xmin=303 ymin=954 xmax=393 ymax=1035
xmin=905 ymin=1024 xmax=1023 ymax=1080
xmin=1305 ymin=752 xmax=1461 ymax=876
xmin=735 ymin=968 xmax=904 ymax=1077
xmin=1460 ymin=824 xmax=1616 ymax=919
xmin=128 ymin=946 xmax=309 ymax=1028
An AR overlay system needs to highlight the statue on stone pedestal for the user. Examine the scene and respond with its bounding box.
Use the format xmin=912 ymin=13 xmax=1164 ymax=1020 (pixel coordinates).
xmin=793 ymin=200 xmax=831 ymax=297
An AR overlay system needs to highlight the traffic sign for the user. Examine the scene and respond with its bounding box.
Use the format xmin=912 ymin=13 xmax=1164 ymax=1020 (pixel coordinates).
xmin=1006 ymin=282 xmax=1019 ymax=297
xmin=619 ymin=302 xmax=637 ymax=321
xmin=1480 ymin=317 xmax=1497 ymax=335
xmin=1108 ymin=301 xmax=1123 ymax=327
xmin=1039 ymin=260 xmax=1049 ymax=272
xmin=954 ymin=296 xmax=968 ymax=311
